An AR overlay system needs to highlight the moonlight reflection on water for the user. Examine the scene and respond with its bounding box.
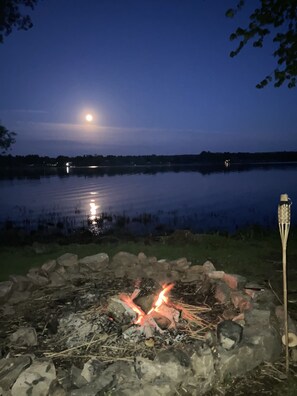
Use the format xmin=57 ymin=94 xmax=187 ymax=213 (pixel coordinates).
xmin=0 ymin=165 xmax=296 ymax=236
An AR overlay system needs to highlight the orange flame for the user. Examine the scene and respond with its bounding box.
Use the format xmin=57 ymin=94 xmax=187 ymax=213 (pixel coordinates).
xmin=120 ymin=283 xmax=174 ymax=326
xmin=147 ymin=283 xmax=174 ymax=315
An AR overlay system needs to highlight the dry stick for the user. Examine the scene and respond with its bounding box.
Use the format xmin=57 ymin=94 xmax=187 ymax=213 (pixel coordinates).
xmin=267 ymin=279 xmax=283 ymax=305
xmin=44 ymin=334 xmax=111 ymax=358
xmin=278 ymin=194 xmax=291 ymax=376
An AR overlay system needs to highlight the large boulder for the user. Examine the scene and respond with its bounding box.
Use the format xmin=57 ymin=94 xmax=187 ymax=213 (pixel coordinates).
xmin=79 ymin=253 xmax=109 ymax=272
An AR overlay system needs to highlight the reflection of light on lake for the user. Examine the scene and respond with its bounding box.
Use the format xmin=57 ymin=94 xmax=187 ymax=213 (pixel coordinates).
xmin=66 ymin=162 xmax=72 ymax=174
xmin=89 ymin=199 xmax=100 ymax=224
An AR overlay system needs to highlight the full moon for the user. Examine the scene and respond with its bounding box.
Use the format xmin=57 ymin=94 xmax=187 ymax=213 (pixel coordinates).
xmin=85 ymin=114 xmax=93 ymax=122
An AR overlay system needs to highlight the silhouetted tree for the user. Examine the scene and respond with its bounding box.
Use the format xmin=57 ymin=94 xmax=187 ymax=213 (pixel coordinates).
xmin=0 ymin=0 xmax=37 ymax=43
xmin=0 ymin=124 xmax=16 ymax=152
xmin=227 ymin=0 xmax=297 ymax=88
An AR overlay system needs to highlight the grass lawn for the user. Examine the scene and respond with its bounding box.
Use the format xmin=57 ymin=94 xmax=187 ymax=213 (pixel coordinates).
xmin=1 ymin=229 xmax=296 ymax=291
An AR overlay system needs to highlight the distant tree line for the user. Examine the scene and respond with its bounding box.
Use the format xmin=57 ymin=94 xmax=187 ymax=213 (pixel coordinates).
xmin=1 ymin=151 xmax=297 ymax=168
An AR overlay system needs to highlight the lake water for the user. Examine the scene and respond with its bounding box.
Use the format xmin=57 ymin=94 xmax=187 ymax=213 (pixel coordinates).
xmin=0 ymin=164 xmax=296 ymax=236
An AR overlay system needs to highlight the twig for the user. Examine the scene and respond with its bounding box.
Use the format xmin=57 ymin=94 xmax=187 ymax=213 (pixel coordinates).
xmin=267 ymin=279 xmax=282 ymax=305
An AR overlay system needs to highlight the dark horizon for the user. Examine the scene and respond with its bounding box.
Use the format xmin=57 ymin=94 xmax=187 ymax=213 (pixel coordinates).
xmin=2 ymin=150 xmax=297 ymax=168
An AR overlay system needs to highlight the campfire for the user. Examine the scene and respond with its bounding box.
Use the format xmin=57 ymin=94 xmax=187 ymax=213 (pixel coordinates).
xmin=106 ymin=280 xmax=216 ymax=344
xmin=0 ymin=250 xmax=289 ymax=395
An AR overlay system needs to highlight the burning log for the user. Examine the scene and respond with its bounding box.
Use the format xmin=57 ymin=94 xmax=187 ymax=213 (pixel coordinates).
xmin=119 ymin=283 xmax=180 ymax=338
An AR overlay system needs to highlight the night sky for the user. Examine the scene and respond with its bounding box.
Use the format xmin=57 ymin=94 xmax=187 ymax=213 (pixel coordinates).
xmin=0 ymin=0 xmax=296 ymax=156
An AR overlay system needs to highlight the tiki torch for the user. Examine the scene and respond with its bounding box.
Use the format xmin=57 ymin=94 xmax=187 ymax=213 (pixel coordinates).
xmin=278 ymin=193 xmax=292 ymax=375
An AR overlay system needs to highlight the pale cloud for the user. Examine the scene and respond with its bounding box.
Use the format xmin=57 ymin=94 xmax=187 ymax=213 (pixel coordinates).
xmin=14 ymin=120 xmax=199 ymax=145
xmin=11 ymin=119 xmax=284 ymax=156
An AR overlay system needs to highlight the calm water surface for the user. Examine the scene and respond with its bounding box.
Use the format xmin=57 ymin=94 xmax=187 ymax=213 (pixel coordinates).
xmin=0 ymin=164 xmax=296 ymax=236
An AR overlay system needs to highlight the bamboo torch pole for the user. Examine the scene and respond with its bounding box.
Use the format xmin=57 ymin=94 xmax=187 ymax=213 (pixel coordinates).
xmin=278 ymin=193 xmax=292 ymax=376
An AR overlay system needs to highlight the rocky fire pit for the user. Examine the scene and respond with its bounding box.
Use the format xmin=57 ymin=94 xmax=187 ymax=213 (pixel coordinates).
xmin=0 ymin=251 xmax=295 ymax=395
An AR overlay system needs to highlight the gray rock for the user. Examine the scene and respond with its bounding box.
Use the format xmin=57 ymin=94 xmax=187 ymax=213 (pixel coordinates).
xmin=214 ymin=282 xmax=232 ymax=304
xmin=186 ymin=343 xmax=215 ymax=395
xmin=202 ymin=260 xmax=216 ymax=273
xmin=55 ymin=266 xmax=66 ymax=276
xmin=156 ymin=348 xmax=190 ymax=367
xmin=27 ymin=267 xmax=41 ymax=276
xmin=170 ymin=257 xmax=190 ymax=272
xmin=217 ymin=320 xmax=243 ymax=350
xmin=245 ymin=308 xmax=271 ymax=327
xmin=113 ymin=267 xmax=126 ymax=278
xmin=0 ymin=282 xmax=13 ymax=303
xmin=70 ymin=365 xmax=87 ymax=388
xmin=124 ymin=381 xmax=175 ymax=396
xmin=48 ymin=380 xmax=67 ymax=396
xmin=81 ymin=358 xmax=104 ymax=383
xmin=181 ymin=265 xmax=205 ymax=282
xmin=111 ymin=251 xmax=139 ymax=268
xmin=41 ymin=260 xmax=57 ymax=274
xmin=64 ymin=263 xmax=80 ymax=275
xmin=253 ymin=288 xmax=277 ymax=309
xmin=147 ymin=256 xmax=158 ymax=264
xmin=143 ymin=262 xmax=180 ymax=282
xmin=243 ymin=324 xmax=282 ymax=362
xmin=70 ymin=361 xmax=136 ymax=396
xmin=11 ymin=359 xmax=56 ymax=396
xmin=57 ymin=253 xmax=78 ymax=268
xmin=135 ymin=350 xmax=188 ymax=385
xmin=116 ymin=266 xmax=144 ymax=280
xmin=0 ymin=385 xmax=11 ymax=395
xmin=79 ymin=253 xmax=109 ymax=272
xmin=216 ymin=344 xmax=264 ymax=380
xmin=0 ymin=356 xmax=31 ymax=390
xmin=48 ymin=271 xmax=67 ymax=287
xmin=137 ymin=252 xmax=148 ymax=264
xmin=243 ymin=307 xmax=282 ymax=361
xmin=9 ymin=275 xmax=32 ymax=292
xmin=70 ymin=373 xmax=114 ymax=396
xmin=9 ymin=327 xmax=38 ymax=347
xmin=26 ymin=273 xmax=49 ymax=287
xmin=56 ymin=368 xmax=72 ymax=392
xmin=154 ymin=261 xmax=171 ymax=271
